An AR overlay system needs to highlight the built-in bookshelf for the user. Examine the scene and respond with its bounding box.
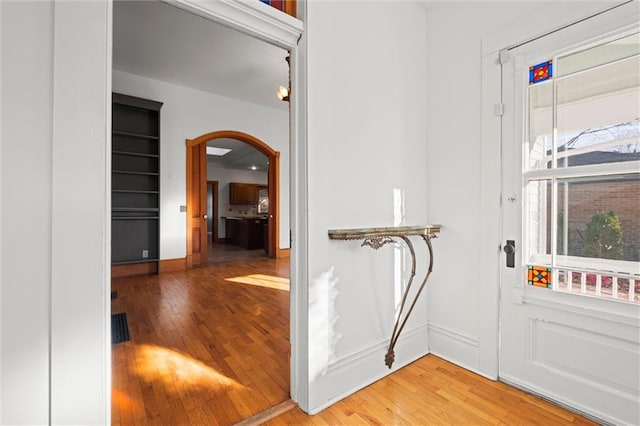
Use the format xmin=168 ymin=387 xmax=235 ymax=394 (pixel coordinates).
xmin=111 ymin=93 xmax=163 ymax=278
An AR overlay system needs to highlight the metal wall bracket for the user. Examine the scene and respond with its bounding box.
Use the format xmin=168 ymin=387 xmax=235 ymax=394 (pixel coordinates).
xmin=328 ymin=225 xmax=441 ymax=368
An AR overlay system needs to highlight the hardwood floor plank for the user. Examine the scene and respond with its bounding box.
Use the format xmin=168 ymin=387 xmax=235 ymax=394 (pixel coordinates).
xmin=113 ymin=257 xmax=596 ymax=425
xmin=233 ymin=399 xmax=296 ymax=426
xmin=129 ymin=378 xmax=147 ymax=422
xmin=266 ymin=355 xmax=597 ymax=426
xmin=252 ymin=376 xmax=288 ymax=407
xmin=112 ymin=258 xmax=291 ymax=425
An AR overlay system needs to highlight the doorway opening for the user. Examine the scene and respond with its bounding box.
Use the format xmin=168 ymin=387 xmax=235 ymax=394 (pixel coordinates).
xmin=187 ymin=130 xmax=282 ymax=267
xmin=110 ymin=0 xmax=301 ymax=422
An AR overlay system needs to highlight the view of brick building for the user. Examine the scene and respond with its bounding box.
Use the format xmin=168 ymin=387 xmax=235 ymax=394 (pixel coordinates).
xmin=546 ymin=149 xmax=640 ymax=262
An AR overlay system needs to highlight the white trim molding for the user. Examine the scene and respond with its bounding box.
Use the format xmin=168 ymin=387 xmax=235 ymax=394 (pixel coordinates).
xmin=51 ymin=1 xmax=111 ymax=423
xmin=309 ymin=325 xmax=430 ymax=415
xmin=427 ymin=323 xmax=491 ymax=379
xmin=482 ymin=1 xmax=633 ymax=56
xmin=0 ymin=0 xmax=4 ymax=420
xmin=161 ymin=0 xmax=303 ymax=49
xmin=329 ymin=325 xmax=429 ymax=376
xmin=478 ymin=51 xmax=503 ymax=380
xmin=289 ymin=0 xmax=309 ymax=411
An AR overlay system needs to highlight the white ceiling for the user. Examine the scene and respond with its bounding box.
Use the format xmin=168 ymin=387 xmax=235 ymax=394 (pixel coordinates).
xmin=206 ymin=138 xmax=269 ymax=172
xmin=113 ymin=0 xmax=285 ymax=171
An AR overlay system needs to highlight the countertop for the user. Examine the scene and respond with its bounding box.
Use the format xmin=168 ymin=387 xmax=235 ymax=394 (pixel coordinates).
xmin=222 ymin=216 xmax=268 ymax=220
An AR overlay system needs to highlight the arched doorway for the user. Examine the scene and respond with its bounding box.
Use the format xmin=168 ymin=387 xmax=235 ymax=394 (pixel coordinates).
xmin=186 ymin=130 xmax=280 ymax=268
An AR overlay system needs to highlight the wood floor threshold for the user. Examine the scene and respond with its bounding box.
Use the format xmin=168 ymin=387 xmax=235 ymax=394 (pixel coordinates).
xmin=233 ymin=399 xmax=297 ymax=426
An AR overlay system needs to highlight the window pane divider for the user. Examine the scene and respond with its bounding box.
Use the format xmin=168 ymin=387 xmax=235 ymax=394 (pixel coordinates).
xmin=555 ymin=52 xmax=639 ymax=81
xmin=524 ymin=160 xmax=640 ymax=180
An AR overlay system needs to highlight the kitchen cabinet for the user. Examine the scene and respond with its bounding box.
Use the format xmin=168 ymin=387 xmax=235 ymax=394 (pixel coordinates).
xmin=229 ymin=182 xmax=259 ymax=204
xmin=225 ymin=217 xmax=267 ymax=249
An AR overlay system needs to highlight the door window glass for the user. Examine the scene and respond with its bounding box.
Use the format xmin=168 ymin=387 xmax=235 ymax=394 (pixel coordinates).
xmin=524 ymin=32 xmax=640 ymax=304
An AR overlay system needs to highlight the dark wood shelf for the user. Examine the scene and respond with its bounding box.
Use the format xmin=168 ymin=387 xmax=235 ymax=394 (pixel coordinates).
xmin=112 ymin=207 xmax=159 ymax=212
xmin=112 ymin=189 xmax=159 ymax=194
xmin=112 ymin=216 xmax=159 ymax=220
xmin=112 ymin=130 xmax=159 ymax=140
xmin=112 ymin=170 xmax=159 ymax=176
xmin=113 ymin=150 xmax=159 ymax=158
xmin=112 ymin=258 xmax=160 ymax=265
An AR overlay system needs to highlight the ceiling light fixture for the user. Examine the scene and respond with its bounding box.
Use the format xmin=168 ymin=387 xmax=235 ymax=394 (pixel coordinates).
xmin=276 ymin=54 xmax=291 ymax=102
xmin=276 ymin=85 xmax=290 ymax=102
xmin=250 ymin=165 xmax=258 ymax=171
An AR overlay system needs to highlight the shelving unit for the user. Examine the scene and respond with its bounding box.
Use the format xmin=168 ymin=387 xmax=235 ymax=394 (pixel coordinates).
xmin=112 ymin=93 xmax=163 ymax=278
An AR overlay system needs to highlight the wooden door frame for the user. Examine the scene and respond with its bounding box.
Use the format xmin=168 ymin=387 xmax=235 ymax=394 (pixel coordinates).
xmin=186 ymin=130 xmax=280 ymax=260
xmin=207 ymin=180 xmax=219 ymax=243
xmin=186 ymin=141 xmax=208 ymax=268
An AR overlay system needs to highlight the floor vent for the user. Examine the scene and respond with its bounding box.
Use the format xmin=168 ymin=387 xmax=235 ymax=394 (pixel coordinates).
xmin=111 ymin=312 xmax=130 ymax=344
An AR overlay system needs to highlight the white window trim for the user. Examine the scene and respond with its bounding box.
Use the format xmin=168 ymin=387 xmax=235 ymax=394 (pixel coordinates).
xmin=529 ymin=253 xmax=640 ymax=276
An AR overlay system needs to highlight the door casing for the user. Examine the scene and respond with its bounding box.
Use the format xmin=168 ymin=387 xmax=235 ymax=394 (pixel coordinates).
xmin=186 ymin=130 xmax=280 ymax=262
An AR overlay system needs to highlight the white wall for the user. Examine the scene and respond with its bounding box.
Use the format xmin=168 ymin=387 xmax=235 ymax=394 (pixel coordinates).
xmin=112 ymin=70 xmax=290 ymax=257
xmin=1 ymin=1 xmax=110 ymax=424
xmin=424 ymin=0 xmax=545 ymax=375
xmin=305 ymin=1 xmax=430 ymax=412
xmin=207 ymin=163 xmax=267 ymax=238
xmin=1 ymin=2 xmax=53 ymax=423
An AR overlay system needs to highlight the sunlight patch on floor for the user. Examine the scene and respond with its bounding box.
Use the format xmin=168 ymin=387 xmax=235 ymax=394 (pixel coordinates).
xmin=111 ymin=388 xmax=132 ymax=412
xmin=135 ymin=344 xmax=244 ymax=390
xmin=225 ymin=274 xmax=290 ymax=291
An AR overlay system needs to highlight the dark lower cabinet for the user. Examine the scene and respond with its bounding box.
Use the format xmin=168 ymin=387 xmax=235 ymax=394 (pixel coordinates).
xmin=226 ymin=218 xmax=267 ymax=249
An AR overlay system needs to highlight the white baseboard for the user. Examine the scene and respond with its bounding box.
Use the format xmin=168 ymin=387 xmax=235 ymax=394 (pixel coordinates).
xmin=500 ymin=374 xmax=617 ymax=426
xmin=308 ymin=324 xmax=429 ymax=414
xmin=428 ymin=322 xmax=495 ymax=380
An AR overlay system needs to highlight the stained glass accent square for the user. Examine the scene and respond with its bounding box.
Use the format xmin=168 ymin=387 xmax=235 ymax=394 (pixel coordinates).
xmin=529 ymin=60 xmax=553 ymax=84
xmin=527 ymin=265 xmax=552 ymax=288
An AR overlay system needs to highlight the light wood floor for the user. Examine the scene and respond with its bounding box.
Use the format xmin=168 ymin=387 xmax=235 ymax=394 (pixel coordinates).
xmin=111 ymin=258 xmax=290 ymax=425
xmin=267 ymin=355 xmax=597 ymax=425
xmin=112 ymin=258 xmax=596 ymax=425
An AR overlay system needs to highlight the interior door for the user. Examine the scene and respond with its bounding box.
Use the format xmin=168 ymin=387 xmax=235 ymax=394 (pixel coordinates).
xmin=186 ymin=140 xmax=208 ymax=267
xmin=499 ymin=4 xmax=640 ymax=424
